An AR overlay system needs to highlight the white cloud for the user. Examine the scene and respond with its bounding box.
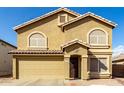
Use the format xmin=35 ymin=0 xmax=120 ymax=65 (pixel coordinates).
xmin=113 ymin=45 xmax=124 ymax=58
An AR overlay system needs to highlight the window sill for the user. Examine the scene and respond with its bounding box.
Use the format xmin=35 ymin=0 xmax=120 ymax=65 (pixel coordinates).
xmin=57 ymin=23 xmax=64 ymax=26
xmin=88 ymin=72 xmax=110 ymax=75
xmin=90 ymin=45 xmax=110 ymax=49
xmin=28 ymin=47 xmax=48 ymax=50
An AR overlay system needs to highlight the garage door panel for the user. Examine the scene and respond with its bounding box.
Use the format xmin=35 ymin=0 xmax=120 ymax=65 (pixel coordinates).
xmin=18 ymin=58 xmax=64 ymax=79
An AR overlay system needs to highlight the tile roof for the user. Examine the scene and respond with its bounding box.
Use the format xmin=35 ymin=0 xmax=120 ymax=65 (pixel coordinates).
xmin=0 ymin=39 xmax=17 ymax=48
xmin=14 ymin=7 xmax=80 ymax=31
xmin=61 ymin=12 xmax=117 ymax=28
xmin=61 ymin=39 xmax=90 ymax=49
xmin=9 ymin=50 xmax=64 ymax=54
xmin=113 ymin=53 xmax=124 ymax=62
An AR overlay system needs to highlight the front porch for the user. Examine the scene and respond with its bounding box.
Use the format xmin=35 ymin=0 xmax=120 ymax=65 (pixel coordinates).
xmin=64 ymin=54 xmax=89 ymax=80
xmin=62 ymin=39 xmax=90 ymax=80
xmin=62 ymin=39 xmax=111 ymax=80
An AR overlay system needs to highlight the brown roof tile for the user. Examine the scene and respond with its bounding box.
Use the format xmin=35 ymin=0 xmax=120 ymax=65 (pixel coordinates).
xmin=9 ymin=50 xmax=63 ymax=54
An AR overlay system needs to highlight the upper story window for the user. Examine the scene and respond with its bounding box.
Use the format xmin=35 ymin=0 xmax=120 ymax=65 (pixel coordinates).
xmin=29 ymin=33 xmax=47 ymax=49
xmin=58 ymin=14 xmax=68 ymax=25
xmin=89 ymin=29 xmax=107 ymax=45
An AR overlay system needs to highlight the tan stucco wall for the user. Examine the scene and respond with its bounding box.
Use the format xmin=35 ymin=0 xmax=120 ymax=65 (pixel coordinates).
xmin=17 ymin=12 xmax=76 ymax=50
xmin=17 ymin=15 xmax=112 ymax=52
xmin=0 ymin=41 xmax=16 ymax=76
xmin=64 ymin=17 xmax=112 ymax=49
xmin=64 ymin=43 xmax=88 ymax=55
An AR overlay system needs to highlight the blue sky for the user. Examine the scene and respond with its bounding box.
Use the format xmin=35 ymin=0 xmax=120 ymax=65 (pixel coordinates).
xmin=0 ymin=7 xmax=124 ymax=50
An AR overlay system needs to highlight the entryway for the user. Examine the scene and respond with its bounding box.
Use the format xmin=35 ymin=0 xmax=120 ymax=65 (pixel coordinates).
xmin=70 ymin=55 xmax=81 ymax=79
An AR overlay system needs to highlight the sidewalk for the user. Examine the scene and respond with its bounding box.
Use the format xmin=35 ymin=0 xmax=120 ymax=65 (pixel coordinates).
xmin=64 ymin=79 xmax=123 ymax=86
xmin=0 ymin=77 xmax=123 ymax=86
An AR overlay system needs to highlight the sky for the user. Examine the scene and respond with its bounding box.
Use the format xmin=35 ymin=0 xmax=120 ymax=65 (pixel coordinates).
xmin=0 ymin=7 xmax=124 ymax=56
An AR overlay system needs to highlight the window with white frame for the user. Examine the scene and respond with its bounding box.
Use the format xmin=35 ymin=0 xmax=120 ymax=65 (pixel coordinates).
xmin=58 ymin=14 xmax=68 ymax=24
xmin=90 ymin=58 xmax=107 ymax=73
xmin=89 ymin=29 xmax=107 ymax=45
xmin=29 ymin=33 xmax=47 ymax=48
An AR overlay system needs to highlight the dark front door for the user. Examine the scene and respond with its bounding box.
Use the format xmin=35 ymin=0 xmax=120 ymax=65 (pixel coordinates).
xmin=70 ymin=56 xmax=79 ymax=79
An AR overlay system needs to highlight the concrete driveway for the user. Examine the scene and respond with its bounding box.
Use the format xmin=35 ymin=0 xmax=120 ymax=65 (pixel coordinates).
xmin=0 ymin=78 xmax=64 ymax=86
xmin=0 ymin=77 xmax=124 ymax=86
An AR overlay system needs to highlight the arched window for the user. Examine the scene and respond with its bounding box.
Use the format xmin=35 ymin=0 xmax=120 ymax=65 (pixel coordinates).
xmin=89 ymin=29 xmax=107 ymax=45
xmin=29 ymin=33 xmax=47 ymax=48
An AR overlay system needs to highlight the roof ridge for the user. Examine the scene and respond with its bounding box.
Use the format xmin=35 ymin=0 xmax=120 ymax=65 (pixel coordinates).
xmin=61 ymin=12 xmax=117 ymax=28
xmin=0 ymin=39 xmax=17 ymax=48
xmin=61 ymin=7 xmax=81 ymax=16
xmin=14 ymin=7 xmax=80 ymax=31
xmin=88 ymin=12 xmax=117 ymax=26
xmin=61 ymin=39 xmax=90 ymax=49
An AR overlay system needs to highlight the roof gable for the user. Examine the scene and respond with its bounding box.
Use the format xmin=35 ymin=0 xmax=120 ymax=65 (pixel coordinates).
xmin=61 ymin=39 xmax=90 ymax=49
xmin=113 ymin=53 xmax=124 ymax=62
xmin=0 ymin=39 xmax=17 ymax=48
xmin=14 ymin=7 xmax=81 ymax=31
xmin=61 ymin=12 xmax=117 ymax=28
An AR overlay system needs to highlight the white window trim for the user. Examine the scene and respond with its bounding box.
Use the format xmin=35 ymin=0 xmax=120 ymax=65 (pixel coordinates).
xmin=27 ymin=31 xmax=48 ymax=49
xmin=89 ymin=55 xmax=110 ymax=74
xmin=58 ymin=13 xmax=68 ymax=25
xmin=87 ymin=28 xmax=109 ymax=46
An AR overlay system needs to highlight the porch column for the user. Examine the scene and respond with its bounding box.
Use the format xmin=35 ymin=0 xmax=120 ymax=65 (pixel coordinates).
xmin=109 ymin=55 xmax=112 ymax=78
xmin=64 ymin=55 xmax=70 ymax=80
xmin=81 ymin=55 xmax=89 ymax=80
xmin=12 ymin=57 xmax=16 ymax=79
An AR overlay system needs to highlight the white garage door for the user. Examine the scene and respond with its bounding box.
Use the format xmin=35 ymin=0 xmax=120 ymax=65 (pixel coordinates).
xmin=18 ymin=57 xmax=64 ymax=79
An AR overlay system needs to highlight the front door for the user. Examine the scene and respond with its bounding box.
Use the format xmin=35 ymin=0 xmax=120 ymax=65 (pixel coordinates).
xmin=70 ymin=56 xmax=80 ymax=79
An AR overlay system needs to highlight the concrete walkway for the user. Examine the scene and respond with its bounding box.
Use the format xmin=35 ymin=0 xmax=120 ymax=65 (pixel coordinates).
xmin=0 ymin=77 xmax=123 ymax=86
xmin=64 ymin=79 xmax=123 ymax=86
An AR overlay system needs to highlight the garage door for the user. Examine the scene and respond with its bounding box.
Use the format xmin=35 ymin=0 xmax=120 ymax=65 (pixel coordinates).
xmin=18 ymin=57 xmax=64 ymax=79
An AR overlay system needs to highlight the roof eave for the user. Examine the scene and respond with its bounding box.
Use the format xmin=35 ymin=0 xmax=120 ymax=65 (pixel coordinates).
xmin=113 ymin=59 xmax=124 ymax=62
xmin=13 ymin=7 xmax=81 ymax=31
xmin=0 ymin=39 xmax=17 ymax=48
xmin=9 ymin=53 xmax=64 ymax=55
xmin=61 ymin=12 xmax=117 ymax=29
xmin=61 ymin=39 xmax=90 ymax=49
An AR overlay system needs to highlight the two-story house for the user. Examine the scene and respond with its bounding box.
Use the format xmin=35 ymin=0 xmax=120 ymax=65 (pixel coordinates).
xmin=9 ymin=7 xmax=116 ymax=80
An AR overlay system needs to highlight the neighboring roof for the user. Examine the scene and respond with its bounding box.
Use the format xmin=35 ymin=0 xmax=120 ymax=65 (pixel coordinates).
xmin=61 ymin=39 xmax=90 ymax=49
xmin=113 ymin=54 xmax=124 ymax=62
xmin=0 ymin=39 xmax=17 ymax=48
xmin=14 ymin=7 xmax=81 ymax=31
xmin=61 ymin=12 xmax=117 ymax=28
xmin=9 ymin=50 xmax=63 ymax=55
